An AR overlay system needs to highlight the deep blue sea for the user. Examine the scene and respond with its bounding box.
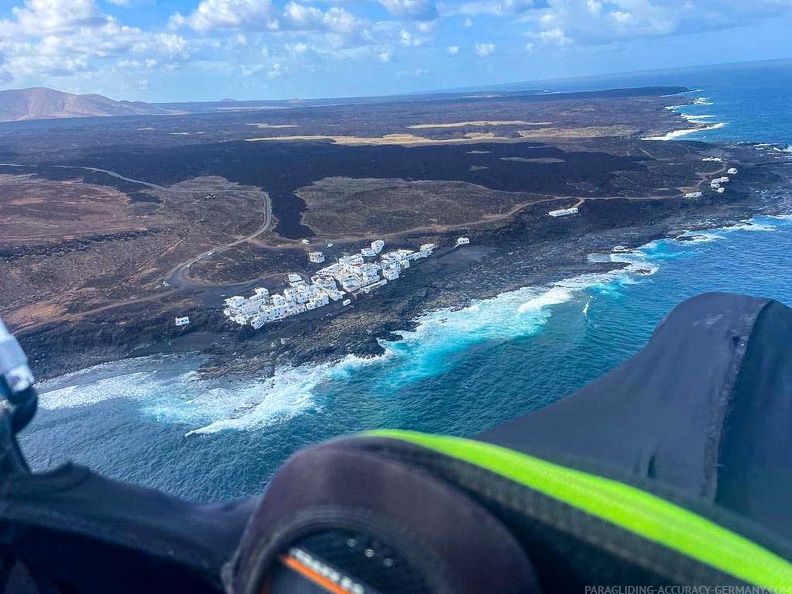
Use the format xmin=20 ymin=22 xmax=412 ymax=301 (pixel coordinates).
xmin=21 ymin=61 xmax=792 ymax=503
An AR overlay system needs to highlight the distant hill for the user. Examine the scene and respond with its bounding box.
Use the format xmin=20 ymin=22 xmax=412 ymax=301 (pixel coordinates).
xmin=0 ymin=87 xmax=180 ymax=122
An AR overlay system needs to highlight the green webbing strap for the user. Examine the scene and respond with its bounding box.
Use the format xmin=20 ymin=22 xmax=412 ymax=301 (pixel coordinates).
xmin=367 ymin=430 xmax=792 ymax=590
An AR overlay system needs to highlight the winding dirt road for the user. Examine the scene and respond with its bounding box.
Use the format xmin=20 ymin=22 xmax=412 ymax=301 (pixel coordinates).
xmin=3 ymin=162 xmax=274 ymax=327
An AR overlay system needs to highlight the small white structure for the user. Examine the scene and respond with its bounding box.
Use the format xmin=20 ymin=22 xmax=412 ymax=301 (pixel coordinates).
xmin=224 ymin=236 xmax=440 ymax=328
xmin=702 ymin=157 xmax=723 ymax=162
xmin=456 ymin=237 xmax=470 ymax=246
xmin=727 ymin=167 xmax=738 ymax=175
xmin=175 ymin=316 xmax=191 ymax=327
xmin=225 ymin=296 xmax=245 ymax=307
xmin=382 ymin=266 xmax=400 ymax=281
xmin=549 ymin=207 xmax=579 ymax=218
xmin=359 ymin=279 xmax=388 ymax=294
xmin=301 ymin=239 xmax=310 ymax=245
xmin=684 ymin=192 xmax=703 ymax=199
xmin=716 ymin=187 xmax=726 ymax=194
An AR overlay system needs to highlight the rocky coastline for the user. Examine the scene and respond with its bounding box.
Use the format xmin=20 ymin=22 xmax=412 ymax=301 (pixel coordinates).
xmin=19 ymin=143 xmax=791 ymax=385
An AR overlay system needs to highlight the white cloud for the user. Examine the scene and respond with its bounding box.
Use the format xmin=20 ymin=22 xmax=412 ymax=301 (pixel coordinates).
xmin=474 ymin=42 xmax=495 ymax=56
xmin=536 ymin=26 xmax=570 ymax=45
xmin=283 ymin=2 xmax=324 ymax=28
xmin=0 ymin=0 xmax=791 ymax=99
xmin=518 ymin=0 xmax=792 ymax=47
xmin=0 ymin=0 xmax=190 ymax=82
xmin=9 ymin=0 xmax=100 ymax=35
xmin=175 ymin=0 xmax=279 ymax=32
xmin=439 ymin=0 xmax=544 ymax=17
xmin=399 ymin=28 xmax=422 ymax=46
xmin=287 ymin=41 xmax=310 ymax=53
xmin=378 ymin=0 xmax=437 ymax=20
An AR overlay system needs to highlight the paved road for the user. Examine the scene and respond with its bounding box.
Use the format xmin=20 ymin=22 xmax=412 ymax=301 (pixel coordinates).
xmin=55 ymin=165 xmax=177 ymax=192
xmin=8 ymin=162 xmax=274 ymax=288
xmin=3 ymin=162 xmax=274 ymax=326
xmin=167 ymin=193 xmax=273 ymax=290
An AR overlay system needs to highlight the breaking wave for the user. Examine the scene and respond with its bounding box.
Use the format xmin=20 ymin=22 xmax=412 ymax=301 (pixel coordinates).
xmin=37 ymin=216 xmax=788 ymax=437
xmin=642 ymin=122 xmax=726 ymax=141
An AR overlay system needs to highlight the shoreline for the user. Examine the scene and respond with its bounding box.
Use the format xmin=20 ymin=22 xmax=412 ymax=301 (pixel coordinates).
xmin=24 ymin=143 xmax=792 ymax=386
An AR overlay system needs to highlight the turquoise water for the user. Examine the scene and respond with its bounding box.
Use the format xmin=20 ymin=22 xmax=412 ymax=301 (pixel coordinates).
xmin=21 ymin=62 xmax=792 ymax=502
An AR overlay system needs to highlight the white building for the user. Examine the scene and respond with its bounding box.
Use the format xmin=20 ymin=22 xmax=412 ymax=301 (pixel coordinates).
xmin=383 ymin=266 xmax=400 ymax=281
xmin=456 ymin=237 xmax=470 ymax=246
xmin=684 ymin=192 xmax=703 ymax=199
xmin=549 ymin=207 xmax=579 ymax=217
xmin=175 ymin=316 xmax=190 ymax=327
xmin=224 ymin=236 xmax=440 ymax=328
xmin=716 ymin=187 xmax=726 ymax=193
xmin=340 ymin=254 xmax=364 ymax=266
xmin=359 ymin=279 xmax=387 ymax=294
xmin=309 ymin=251 xmax=325 ymax=264
xmin=338 ymin=273 xmax=361 ymax=293
xmin=727 ymin=168 xmax=738 ymax=175
xmin=225 ymin=296 xmax=245 ymax=307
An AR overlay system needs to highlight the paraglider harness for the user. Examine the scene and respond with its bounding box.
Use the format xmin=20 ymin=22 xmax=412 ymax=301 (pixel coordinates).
xmin=1 ymin=293 xmax=792 ymax=594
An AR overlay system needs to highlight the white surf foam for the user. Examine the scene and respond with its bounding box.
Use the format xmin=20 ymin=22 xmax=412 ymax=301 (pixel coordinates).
xmin=677 ymin=233 xmax=723 ymax=243
xmin=184 ymin=252 xmax=658 ymax=435
xmin=517 ymin=286 xmax=574 ymax=312
xmin=39 ymin=370 xmax=158 ymax=409
xmin=642 ymin=122 xmax=726 ymax=141
xmin=181 ymin=364 xmax=331 ymax=436
xmin=681 ymin=114 xmax=716 ymax=123
xmin=720 ymin=222 xmax=777 ymax=233
xmin=36 ymin=236 xmax=678 ymax=436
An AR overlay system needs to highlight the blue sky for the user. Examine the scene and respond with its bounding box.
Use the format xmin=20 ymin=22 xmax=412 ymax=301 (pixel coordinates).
xmin=0 ymin=0 xmax=790 ymax=101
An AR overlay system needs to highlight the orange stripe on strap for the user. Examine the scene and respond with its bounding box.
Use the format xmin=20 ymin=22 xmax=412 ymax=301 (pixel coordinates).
xmin=279 ymin=554 xmax=353 ymax=594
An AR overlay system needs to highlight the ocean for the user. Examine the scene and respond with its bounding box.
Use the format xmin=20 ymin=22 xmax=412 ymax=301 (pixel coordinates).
xmin=21 ymin=61 xmax=792 ymax=503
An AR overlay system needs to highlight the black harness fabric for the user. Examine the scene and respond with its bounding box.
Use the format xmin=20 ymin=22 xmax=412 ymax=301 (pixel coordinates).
xmin=477 ymin=292 xmax=792 ymax=542
xmin=0 ymin=460 xmax=258 ymax=593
